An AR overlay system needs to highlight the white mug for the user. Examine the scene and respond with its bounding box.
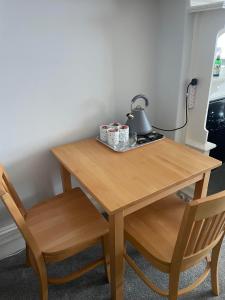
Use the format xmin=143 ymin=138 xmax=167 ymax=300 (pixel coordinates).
xmin=107 ymin=128 xmax=120 ymax=147
xmin=100 ymin=125 xmax=110 ymax=142
xmin=109 ymin=122 xmax=121 ymax=129
xmin=119 ymin=125 xmax=129 ymax=144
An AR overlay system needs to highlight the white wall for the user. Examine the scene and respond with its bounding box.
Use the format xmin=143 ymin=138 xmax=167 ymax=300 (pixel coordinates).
xmin=112 ymin=0 xmax=158 ymax=124
xmin=0 ymin=0 xmax=158 ymax=247
xmin=0 ymin=0 xmax=114 ymax=227
xmin=154 ymin=0 xmax=190 ymax=139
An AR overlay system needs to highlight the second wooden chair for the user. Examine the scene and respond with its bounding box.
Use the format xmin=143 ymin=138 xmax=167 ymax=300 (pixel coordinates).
xmin=0 ymin=165 xmax=109 ymax=300
xmin=125 ymin=192 xmax=225 ymax=300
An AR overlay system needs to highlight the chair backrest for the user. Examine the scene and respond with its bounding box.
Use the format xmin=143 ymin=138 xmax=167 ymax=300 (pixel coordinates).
xmin=0 ymin=165 xmax=42 ymax=259
xmin=0 ymin=165 xmax=26 ymax=216
xmin=172 ymin=191 xmax=225 ymax=268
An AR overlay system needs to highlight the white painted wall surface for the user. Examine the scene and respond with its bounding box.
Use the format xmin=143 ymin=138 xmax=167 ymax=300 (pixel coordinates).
xmin=112 ymin=0 xmax=158 ymax=124
xmin=0 ymin=0 xmax=158 ymax=256
xmin=0 ymin=0 xmax=114 ymax=226
xmin=154 ymin=0 xmax=190 ymax=139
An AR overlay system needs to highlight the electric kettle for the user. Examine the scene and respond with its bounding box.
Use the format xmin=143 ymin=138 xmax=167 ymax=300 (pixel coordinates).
xmin=126 ymin=94 xmax=152 ymax=135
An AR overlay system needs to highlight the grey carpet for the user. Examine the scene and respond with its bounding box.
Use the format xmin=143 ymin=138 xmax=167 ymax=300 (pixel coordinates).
xmin=0 ymin=164 xmax=225 ymax=299
xmin=0 ymin=242 xmax=225 ymax=299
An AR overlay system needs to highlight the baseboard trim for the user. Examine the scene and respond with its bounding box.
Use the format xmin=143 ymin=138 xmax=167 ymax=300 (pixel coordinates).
xmin=0 ymin=223 xmax=25 ymax=260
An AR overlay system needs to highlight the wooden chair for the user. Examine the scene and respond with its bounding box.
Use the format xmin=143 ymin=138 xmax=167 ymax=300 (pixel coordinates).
xmin=0 ymin=165 xmax=109 ymax=300
xmin=124 ymin=192 xmax=225 ymax=300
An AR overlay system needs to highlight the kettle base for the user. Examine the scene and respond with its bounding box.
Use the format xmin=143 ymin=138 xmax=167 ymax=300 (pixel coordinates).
xmin=137 ymin=132 xmax=164 ymax=145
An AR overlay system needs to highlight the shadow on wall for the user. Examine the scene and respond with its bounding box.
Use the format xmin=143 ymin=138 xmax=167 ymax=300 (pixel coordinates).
xmin=0 ymin=96 xmax=115 ymax=227
xmin=0 ymin=0 xmax=155 ymax=228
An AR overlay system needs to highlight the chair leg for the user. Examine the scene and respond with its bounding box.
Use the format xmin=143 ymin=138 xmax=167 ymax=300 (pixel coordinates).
xmin=211 ymin=236 xmax=223 ymax=296
xmin=169 ymin=270 xmax=180 ymax=300
xmin=25 ymin=244 xmax=31 ymax=266
xmin=102 ymin=235 xmax=110 ymax=283
xmin=32 ymin=254 xmax=48 ymax=300
xmin=39 ymin=274 xmax=48 ymax=300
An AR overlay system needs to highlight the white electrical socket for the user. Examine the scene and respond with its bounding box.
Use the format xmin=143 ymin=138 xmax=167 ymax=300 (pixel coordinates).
xmin=188 ymin=85 xmax=197 ymax=109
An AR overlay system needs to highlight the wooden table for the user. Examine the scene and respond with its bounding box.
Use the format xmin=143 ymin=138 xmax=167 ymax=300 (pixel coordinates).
xmin=52 ymin=138 xmax=221 ymax=299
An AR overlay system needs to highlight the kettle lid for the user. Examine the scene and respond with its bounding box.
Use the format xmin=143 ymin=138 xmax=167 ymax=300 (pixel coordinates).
xmin=133 ymin=104 xmax=144 ymax=111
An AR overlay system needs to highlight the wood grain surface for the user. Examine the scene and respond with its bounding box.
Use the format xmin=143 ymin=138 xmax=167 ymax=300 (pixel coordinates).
xmin=52 ymin=138 xmax=221 ymax=214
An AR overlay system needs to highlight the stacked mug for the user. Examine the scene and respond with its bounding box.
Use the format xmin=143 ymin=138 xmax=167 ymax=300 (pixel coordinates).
xmin=100 ymin=122 xmax=129 ymax=148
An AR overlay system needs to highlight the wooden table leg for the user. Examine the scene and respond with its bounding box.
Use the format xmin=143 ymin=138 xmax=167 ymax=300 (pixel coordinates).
xmin=109 ymin=211 xmax=124 ymax=300
xmin=193 ymin=171 xmax=210 ymax=199
xmin=60 ymin=164 xmax=72 ymax=192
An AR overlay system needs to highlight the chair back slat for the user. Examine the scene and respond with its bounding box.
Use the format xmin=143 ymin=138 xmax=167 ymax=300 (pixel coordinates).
xmin=202 ymin=212 xmax=225 ymax=249
xmin=193 ymin=217 xmax=214 ymax=253
xmin=201 ymin=215 xmax=220 ymax=248
xmin=173 ymin=191 xmax=225 ymax=266
xmin=0 ymin=165 xmax=6 ymax=196
xmin=213 ymin=212 xmax=225 ymax=239
xmin=0 ymin=165 xmax=26 ymax=216
xmin=1 ymin=178 xmax=9 ymax=195
xmin=185 ymin=220 xmax=203 ymax=256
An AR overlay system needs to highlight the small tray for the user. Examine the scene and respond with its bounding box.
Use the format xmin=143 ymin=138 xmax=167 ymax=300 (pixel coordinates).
xmin=96 ymin=133 xmax=164 ymax=152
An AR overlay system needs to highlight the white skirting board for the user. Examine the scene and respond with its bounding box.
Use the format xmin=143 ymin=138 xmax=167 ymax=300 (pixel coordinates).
xmin=0 ymin=223 xmax=25 ymax=260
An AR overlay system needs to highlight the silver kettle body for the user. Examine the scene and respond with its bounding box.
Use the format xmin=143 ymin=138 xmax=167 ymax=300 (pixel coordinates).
xmin=126 ymin=94 xmax=152 ymax=135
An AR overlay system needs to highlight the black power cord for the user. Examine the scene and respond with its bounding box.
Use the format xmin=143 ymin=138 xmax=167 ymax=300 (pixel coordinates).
xmin=152 ymin=78 xmax=198 ymax=132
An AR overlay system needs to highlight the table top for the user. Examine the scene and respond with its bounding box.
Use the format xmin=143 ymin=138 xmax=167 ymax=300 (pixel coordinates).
xmin=52 ymin=138 xmax=221 ymax=214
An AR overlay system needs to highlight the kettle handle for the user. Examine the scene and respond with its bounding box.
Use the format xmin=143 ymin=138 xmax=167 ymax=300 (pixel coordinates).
xmin=131 ymin=94 xmax=149 ymax=111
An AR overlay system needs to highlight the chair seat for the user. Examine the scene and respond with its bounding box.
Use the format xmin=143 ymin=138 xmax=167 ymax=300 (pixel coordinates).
xmin=125 ymin=194 xmax=186 ymax=267
xmin=26 ymin=188 xmax=109 ymax=261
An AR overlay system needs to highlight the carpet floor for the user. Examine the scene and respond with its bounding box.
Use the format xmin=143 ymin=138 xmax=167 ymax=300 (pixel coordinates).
xmin=0 ymin=242 xmax=225 ymax=299
xmin=0 ymin=164 xmax=225 ymax=299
